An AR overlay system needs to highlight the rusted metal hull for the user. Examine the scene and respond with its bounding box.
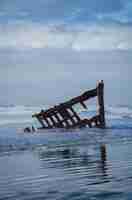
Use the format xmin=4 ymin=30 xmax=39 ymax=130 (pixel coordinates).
xmin=32 ymin=80 xmax=105 ymax=130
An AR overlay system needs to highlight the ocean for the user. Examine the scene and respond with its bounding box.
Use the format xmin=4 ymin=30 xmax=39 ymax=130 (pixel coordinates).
xmin=0 ymin=105 xmax=132 ymax=200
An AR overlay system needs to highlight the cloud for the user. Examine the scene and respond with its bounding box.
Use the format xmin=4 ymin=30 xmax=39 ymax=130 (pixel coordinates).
xmin=1 ymin=0 xmax=123 ymax=14
xmin=0 ymin=22 xmax=132 ymax=50
xmin=0 ymin=48 xmax=132 ymax=105
xmin=0 ymin=0 xmax=132 ymax=106
xmin=0 ymin=11 xmax=7 ymax=16
xmin=0 ymin=0 xmax=132 ymax=24
xmin=96 ymin=1 xmax=132 ymax=24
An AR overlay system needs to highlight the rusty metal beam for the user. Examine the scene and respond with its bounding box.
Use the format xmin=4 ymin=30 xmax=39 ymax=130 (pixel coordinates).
xmin=31 ymin=82 xmax=105 ymax=130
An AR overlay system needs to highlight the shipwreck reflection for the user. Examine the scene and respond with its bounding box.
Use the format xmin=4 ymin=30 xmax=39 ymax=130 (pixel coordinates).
xmin=37 ymin=143 xmax=109 ymax=180
xmin=100 ymin=144 xmax=107 ymax=175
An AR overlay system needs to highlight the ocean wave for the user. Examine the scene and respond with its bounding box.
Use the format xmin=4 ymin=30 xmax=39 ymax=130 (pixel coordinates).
xmin=0 ymin=105 xmax=132 ymax=126
xmin=0 ymin=125 xmax=132 ymax=154
xmin=0 ymin=105 xmax=41 ymax=115
xmin=106 ymin=105 xmax=132 ymax=120
xmin=79 ymin=105 xmax=132 ymax=120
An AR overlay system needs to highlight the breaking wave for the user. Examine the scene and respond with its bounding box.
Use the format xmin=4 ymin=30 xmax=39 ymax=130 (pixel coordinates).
xmin=0 ymin=104 xmax=132 ymax=154
xmin=0 ymin=104 xmax=132 ymax=126
xmin=0 ymin=127 xmax=131 ymax=155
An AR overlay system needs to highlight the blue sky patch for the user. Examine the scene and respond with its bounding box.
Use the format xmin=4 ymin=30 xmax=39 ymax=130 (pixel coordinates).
xmin=0 ymin=0 xmax=132 ymax=24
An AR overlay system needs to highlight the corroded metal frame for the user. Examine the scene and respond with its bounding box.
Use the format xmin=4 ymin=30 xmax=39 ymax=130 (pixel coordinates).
xmin=32 ymin=80 xmax=105 ymax=129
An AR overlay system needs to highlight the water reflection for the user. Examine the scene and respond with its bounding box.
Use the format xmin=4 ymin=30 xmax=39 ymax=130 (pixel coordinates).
xmin=37 ymin=143 xmax=110 ymax=182
xmin=100 ymin=144 xmax=107 ymax=176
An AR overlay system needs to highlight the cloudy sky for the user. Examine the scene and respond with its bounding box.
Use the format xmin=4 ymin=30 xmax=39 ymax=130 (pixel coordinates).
xmin=0 ymin=0 xmax=132 ymax=106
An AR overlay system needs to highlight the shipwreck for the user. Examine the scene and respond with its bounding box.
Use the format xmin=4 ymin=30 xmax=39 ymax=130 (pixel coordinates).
xmin=25 ymin=80 xmax=105 ymax=132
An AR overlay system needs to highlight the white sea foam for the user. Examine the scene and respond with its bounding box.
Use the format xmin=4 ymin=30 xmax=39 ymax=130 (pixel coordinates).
xmin=0 ymin=105 xmax=41 ymax=115
xmin=0 ymin=104 xmax=132 ymax=154
xmin=0 ymin=105 xmax=132 ymax=126
xmin=0 ymin=105 xmax=40 ymax=126
xmin=106 ymin=105 xmax=132 ymax=119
